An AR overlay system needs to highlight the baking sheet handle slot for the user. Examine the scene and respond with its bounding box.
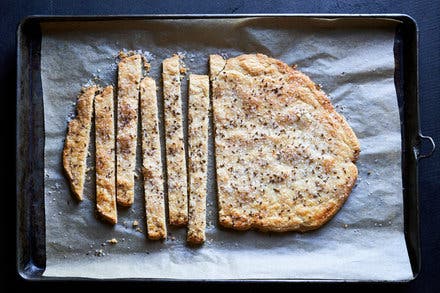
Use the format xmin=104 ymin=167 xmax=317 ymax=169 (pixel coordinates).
xmin=416 ymin=133 xmax=435 ymax=160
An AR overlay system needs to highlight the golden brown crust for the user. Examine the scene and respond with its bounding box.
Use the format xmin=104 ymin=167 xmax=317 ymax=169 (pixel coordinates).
xmin=116 ymin=54 xmax=142 ymax=206
xmin=209 ymin=54 xmax=227 ymax=80
xmin=140 ymin=77 xmax=167 ymax=240
xmin=95 ymin=86 xmax=117 ymax=225
xmin=211 ymin=54 xmax=360 ymax=232
xmin=63 ymin=86 xmax=98 ymax=201
xmin=163 ymin=55 xmax=188 ymax=226
xmin=187 ymin=74 xmax=209 ymax=244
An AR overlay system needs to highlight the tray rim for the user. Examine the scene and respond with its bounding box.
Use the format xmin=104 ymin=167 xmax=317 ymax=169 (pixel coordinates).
xmin=16 ymin=13 xmax=423 ymax=283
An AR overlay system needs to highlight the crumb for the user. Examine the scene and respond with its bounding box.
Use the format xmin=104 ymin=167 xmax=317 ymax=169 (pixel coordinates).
xmin=95 ymin=249 xmax=104 ymax=257
xmin=171 ymin=236 xmax=176 ymax=241
xmin=343 ymin=224 xmax=348 ymax=228
xmin=107 ymin=238 xmax=118 ymax=244
xmin=132 ymin=220 xmax=139 ymax=227
xmin=291 ymin=64 xmax=298 ymax=69
xmin=118 ymin=50 xmax=129 ymax=59
xmin=142 ymin=55 xmax=151 ymax=72
xmin=135 ymin=227 xmax=143 ymax=233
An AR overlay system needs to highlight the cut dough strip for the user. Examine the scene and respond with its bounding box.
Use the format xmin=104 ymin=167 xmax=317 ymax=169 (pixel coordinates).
xmin=116 ymin=54 xmax=142 ymax=206
xmin=187 ymin=74 xmax=210 ymax=244
xmin=162 ymin=55 xmax=188 ymax=226
xmin=63 ymin=86 xmax=98 ymax=201
xmin=95 ymin=85 xmax=117 ymax=224
xmin=140 ymin=77 xmax=167 ymax=240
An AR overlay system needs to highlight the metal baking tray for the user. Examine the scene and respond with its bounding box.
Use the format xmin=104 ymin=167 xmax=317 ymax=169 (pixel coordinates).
xmin=16 ymin=14 xmax=435 ymax=282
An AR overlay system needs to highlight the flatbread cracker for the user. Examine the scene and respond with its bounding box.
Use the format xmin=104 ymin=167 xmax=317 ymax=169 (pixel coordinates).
xmin=95 ymin=85 xmax=117 ymax=224
xmin=187 ymin=74 xmax=209 ymax=244
xmin=210 ymin=54 xmax=360 ymax=232
xmin=140 ymin=77 xmax=167 ymax=239
xmin=116 ymin=54 xmax=142 ymax=206
xmin=63 ymin=86 xmax=97 ymax=201
xmin=162 ymin=55 xmax=188 ymax=226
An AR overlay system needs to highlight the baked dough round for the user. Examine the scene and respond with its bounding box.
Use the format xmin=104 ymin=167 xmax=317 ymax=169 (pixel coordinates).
xmin=210 ymin=53 xmax=360 ymax=232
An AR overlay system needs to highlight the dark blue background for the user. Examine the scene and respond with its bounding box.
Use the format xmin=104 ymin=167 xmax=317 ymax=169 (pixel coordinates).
xmin=3 ymin=0 xmax=439 ymax=292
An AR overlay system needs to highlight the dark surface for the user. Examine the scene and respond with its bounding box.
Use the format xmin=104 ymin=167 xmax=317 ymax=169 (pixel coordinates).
xmin=4 ymin=0 xmax=439 ymax=292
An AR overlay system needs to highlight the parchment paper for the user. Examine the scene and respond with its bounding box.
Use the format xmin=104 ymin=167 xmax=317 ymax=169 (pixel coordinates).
xmin=41 ymin=17 xmax=413 ymax=280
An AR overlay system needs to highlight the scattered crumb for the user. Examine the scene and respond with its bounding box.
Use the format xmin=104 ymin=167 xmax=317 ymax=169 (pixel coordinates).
xmin=171 ymin=236 xmax=176 ymax=241
xmin=118 ymin=50 xmax=129 ymax=59
xmin=291 ymin=64 xmax=298 ymax=69
xmin=95 ymin=249 xmax=105 ymax=257
xmin=135 ymin=227 xmax=143 ymax=233
xmin=141 ymin=55 xmax=151 ymax=72
xmin=132 ymin=220 xmax=139 ymax=227
xmin=107 ymin=238 xmax=118 ymax=244
xmin=343 ymin=224 xmax=348 ymax=228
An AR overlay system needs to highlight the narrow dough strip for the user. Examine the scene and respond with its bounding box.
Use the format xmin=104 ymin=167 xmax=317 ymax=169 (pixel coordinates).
xmin=140 ymin=77 xmax=167 ymax=239
xmin=63 ymin=86 xmax=97 ymax=201
xmin=95 ymin=86 xmax=117 ymax=224
xmin=187 ymin=74 xmax=209 ymax=244
xmin=116 ymin=54 xmax=142 ymax=206
xmin=162 ymin=55 xmax=188 ymax=226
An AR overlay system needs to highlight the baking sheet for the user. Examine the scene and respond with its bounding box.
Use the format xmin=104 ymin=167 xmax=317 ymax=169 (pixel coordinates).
xmin=40 ymin=17 xmax=413 ymax=280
